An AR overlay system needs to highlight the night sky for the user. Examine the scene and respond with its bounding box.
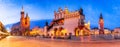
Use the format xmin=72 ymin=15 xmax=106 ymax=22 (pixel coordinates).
xmin=0 ymin=0 xmax=120 ymax=30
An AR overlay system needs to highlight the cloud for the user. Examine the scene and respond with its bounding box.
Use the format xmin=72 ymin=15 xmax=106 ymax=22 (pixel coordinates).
xmin=0 ymin=1 xmax=20 ymax=25
xmin=0 ymin=0 xmax=41 ymax=25
xmin=83 ymin=5 xmax=100 ymax=26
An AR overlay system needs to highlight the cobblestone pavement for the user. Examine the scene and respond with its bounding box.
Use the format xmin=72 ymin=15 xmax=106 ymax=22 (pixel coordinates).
xmin=0 ymin=36 xmax=120 ymax=47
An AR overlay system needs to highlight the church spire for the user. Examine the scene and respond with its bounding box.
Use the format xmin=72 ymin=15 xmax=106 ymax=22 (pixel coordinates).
xmin=21 ymin=6 xmax=24 ymax=12
xmin=26 ymin=13 xmax=29 ymax=18
xmin=79 ymin=7 xmax=83 ymax=15
xmin=99 ymin=13 xmax=104 ymax=34
xmin=100 ymin=13 xmax=103 ymax=19
xmin=21 ymin=6 xmax=25 ymax=18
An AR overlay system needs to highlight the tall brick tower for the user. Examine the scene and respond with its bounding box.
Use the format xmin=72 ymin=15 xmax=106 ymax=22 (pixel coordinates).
xmin=20 ymin=6 xmax=25 ymax=27
xmin=99 ymin=13 xmax=104 ymax=34
xmin=20 ymin=6 xmax=30 ymax=36
xmin=20 ymin=6 xmax=25 ymax=36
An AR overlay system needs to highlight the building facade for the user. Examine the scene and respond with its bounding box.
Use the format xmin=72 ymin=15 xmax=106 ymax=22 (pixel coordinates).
xmin=46 ymin=7 xmax=90 ymax=36
xmin=99 ymin=13 xmax=104 ymax=34
xmin=20 ymin=7 xmax=30 ymax=36
xmin=11 ymin=7 xmax=30 ymax=36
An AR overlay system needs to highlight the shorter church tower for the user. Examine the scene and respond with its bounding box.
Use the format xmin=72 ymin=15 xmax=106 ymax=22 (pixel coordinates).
xmin=78 ymin=8 xmax=85 ymax=28
xmin=25 ymin=13 xmax=30 ymax=28
xmin=99 ymin=13 xmax=104 ymax=34
xmin=25 ymin=13 xmax=30 ymax=35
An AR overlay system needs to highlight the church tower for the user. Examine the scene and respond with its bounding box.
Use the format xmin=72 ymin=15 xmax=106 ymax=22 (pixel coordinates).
xmin=20 ymin=6 xmax=30 ymax=36
xmin=20 ymin=6 xmax=25 ymax=36
xmin=25 ymin=13 xmax=30 ymax=30
xmin=25 ymin=13 xmax=30 ymax=28
xmin=21 ymin=6 xmax=24 ymax=18
xmin=78 ymin=8 xmax=85 ymax=28
xmin=20 ymin=6 xmax=25 ymax=27
xmin=99 ymin=13 xmax=104 ymax=34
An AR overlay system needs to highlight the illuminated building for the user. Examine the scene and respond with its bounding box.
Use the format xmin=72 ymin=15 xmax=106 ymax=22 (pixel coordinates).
xmin=113 ymin=27 xmax=120 ymax=34
xmin=91 ymin=28 xmax=99 ymax=35
xmin=11 ymin=7 xmax=30 ymax=36
xmin=30 ymin=26 xmax=43 ymax=36
xmin=20 ymin=6 xmax=30 ymax=36
xmin=99 ymin=13 xmax=104 ymax=34
xmin=104 ymin=28 xmax=111 ymax=34
xmin=45 ymin=7 xmax=90 ymax=37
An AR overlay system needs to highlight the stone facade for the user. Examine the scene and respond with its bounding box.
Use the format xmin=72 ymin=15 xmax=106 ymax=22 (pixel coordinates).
xmin=47 ymin=7 xmax=90 ymax=36
xmin=20 ymin=7 xmax=30 ymax=36
xmin=11 ymin=7 xmax=30 ymax=36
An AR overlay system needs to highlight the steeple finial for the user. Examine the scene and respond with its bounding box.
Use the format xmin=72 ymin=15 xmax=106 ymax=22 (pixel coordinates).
xmin=21 ymin=6 xmax=24 ymax=12
xmin=100 ymin=13 xmax=103 ymax=19
xmin=79 ymin=7 xmax=83 ymax=15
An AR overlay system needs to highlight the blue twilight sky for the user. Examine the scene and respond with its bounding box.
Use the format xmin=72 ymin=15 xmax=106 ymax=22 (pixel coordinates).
xmin=0 ymin=0 xmax=120 ymax=30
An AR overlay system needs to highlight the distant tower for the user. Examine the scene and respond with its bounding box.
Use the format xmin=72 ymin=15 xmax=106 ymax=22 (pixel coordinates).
xmin=21 ymin=6 xmax=24 ymax=18
xmin=78 ymin=8 xmax=85 ymax=28
xmin=20 ymin=6 xmax=25 ymax=35
xmin=99 ymin=13 xmax=104 ymax=34
xmin=20 ymin=6 xmax=25 ymax=26
xmin=25 ymin=13 xmax=30 ymax=28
